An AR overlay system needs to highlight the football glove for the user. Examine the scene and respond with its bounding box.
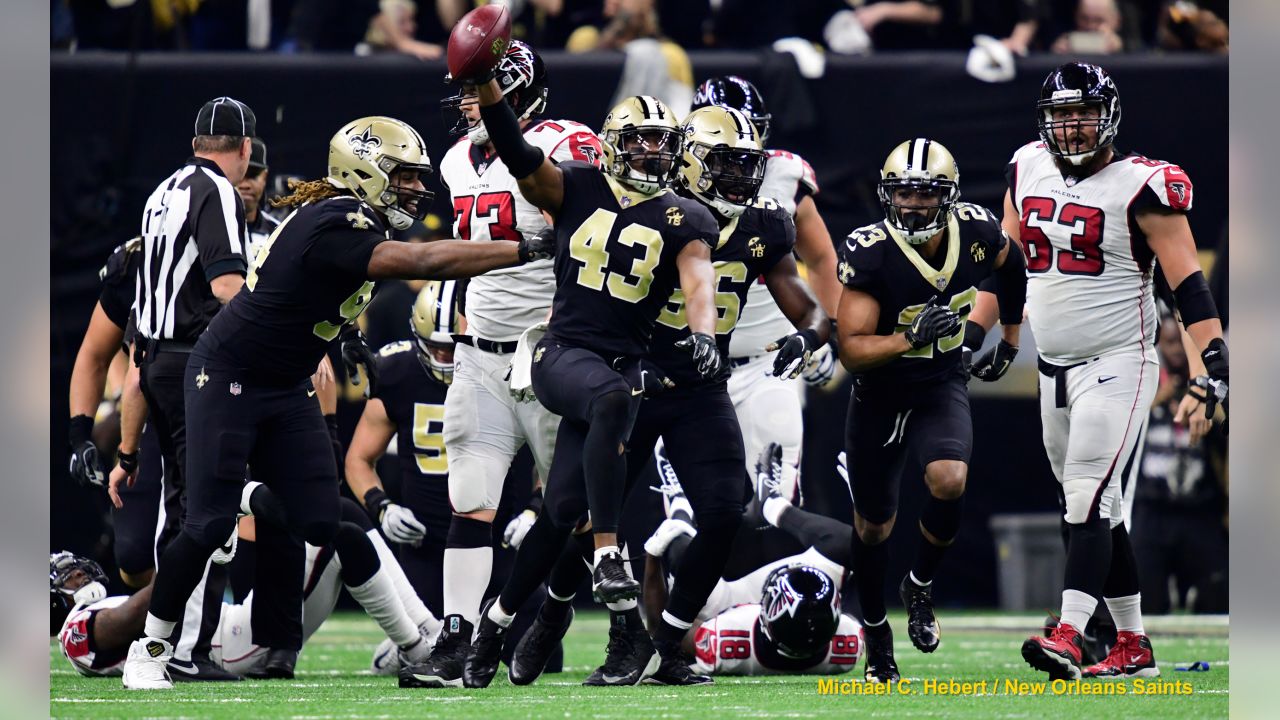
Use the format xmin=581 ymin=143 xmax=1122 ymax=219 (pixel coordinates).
xmin=502 ymin=510 xmax=537 ymax=549
xmin=801 ymin=342 xmax=837 ymax=387
xmin=905 ymin=296 xmax=960 ymax=350
xmin=767 ymin=329 xmax=819 ymax=380
xmin=1198 ymin=337 xmax=1229 ymax=427
xmin=675 ymin=332 xmax=722 ymax=379
xmin=69 ymin=441 xmax=105 ymax=488
xmin=612 ymin=356 xmax=675 ymax=398
xmin=971 ymin=340 xmax=1019 ymax=382
xmin=381 ymin=503 xmax=427 ymax=546
xmin=518 ymin=228 xmax=556 ymax=263
xmin=341 ymin=329 xmax=380 ymax=398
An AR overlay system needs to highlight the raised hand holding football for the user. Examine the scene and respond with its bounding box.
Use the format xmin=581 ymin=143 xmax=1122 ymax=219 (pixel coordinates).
xmin=446 ymin=4 xmax=512 ymax=84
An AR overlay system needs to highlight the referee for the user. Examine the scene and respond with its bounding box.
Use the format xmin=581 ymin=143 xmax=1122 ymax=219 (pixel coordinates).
xmin=117 ymin=96 xmax=255 ymax=682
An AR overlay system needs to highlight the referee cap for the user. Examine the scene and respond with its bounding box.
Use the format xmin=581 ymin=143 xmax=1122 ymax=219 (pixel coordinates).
xmin=195 ymin=96 xmax=256 ymax=138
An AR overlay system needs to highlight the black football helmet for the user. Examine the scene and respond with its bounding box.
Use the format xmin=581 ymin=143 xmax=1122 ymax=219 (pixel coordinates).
xmin=443 ymin=40 xmax=549 ymax=145
xmin=692 ymin=76 xmax=772 ymax=146
xmin=50 ymin=551 xmax=108 ymax=635
xmin=1036 ymin=62 xmax=1121 ymax=166
xmin=759 ymin=564 xmax=840 ymax=659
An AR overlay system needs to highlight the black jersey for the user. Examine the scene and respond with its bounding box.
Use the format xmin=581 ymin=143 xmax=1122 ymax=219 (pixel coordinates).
xmin=98 ymin=237 xmax=142 ymax=332
xmin=545 ymin=162 xmax=718 ymax=359
xmin=201 ymin=196 xmax=387 ymax=384
xmin=371 ymin=341 xmax=451 ymax=530
xmin=837 ymin=202 xmax=1007 ymax=384
xmin=649 ymin=199 xmax=796 ymax=385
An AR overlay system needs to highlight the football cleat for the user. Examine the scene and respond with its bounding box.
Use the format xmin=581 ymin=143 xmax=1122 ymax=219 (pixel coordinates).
xmin=862 ymin=622 xmax=901 ymax=683
xmin=644 ymin=642 xmax=713 ymax=686
xmin=899 ymin=575 xmax=941 ymax=653
xmin=643 ymin=518 xmax=697 ymax=558
xmin=122 ymin=638 xmax=174 ymax=690
xmin=591 ymin=552 xmax=640 ymax=604
xmin=245 ymin=648 xmax=297 ymax=680
xmin=399 ymin=615 xmax=472 ymax=688
xmin=1083 ymin=631 xmax=1159 ymax=679
xmin=582 ymin=617 xmax=658 ymax=686
xmin=463 ymin=598 xmax=508 ymax=688
xmin=509 ymin=606 xmax=575 ymax=685
xmin=1022 ymin=622 xmax=1084 ymax=680
xmin=371 ymin=637 xmax=401 ymax=676
xmin=168 ymin=655 xmax=242 ymax=682
xmin=1043 ymin=611 xmax=1103 ymax=666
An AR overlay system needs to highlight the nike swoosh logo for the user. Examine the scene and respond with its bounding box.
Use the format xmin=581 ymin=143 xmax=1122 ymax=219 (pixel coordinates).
xmin=167 ymin=660 xmax=198 ymax=672
xmin=602 ymin=674 xmax=635 ymax=684
xmin=631 ymin=388 xmax=645 ymax=396
xmin=307 ymin=389 xmax=317 ymax=398
xmin=1098 ymin=376 xmax=1117 ymax=384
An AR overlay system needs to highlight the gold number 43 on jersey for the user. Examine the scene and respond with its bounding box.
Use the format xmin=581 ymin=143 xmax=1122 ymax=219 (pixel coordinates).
xmin=894 ymin=286 xmax=978 ymax=359
xmin=570 ymin=208 xmax=665 ymax=303
xmin=655 ymin=260 xmax=747 ymax=334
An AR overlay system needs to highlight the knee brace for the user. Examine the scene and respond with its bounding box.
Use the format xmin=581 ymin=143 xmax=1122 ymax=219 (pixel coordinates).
xmin=445 ymin=515 xmax=491 ymax=549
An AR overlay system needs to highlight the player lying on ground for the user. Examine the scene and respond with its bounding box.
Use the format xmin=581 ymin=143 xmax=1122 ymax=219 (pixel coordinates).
xmin=53 ymin=490 xmax=441 ymax=685
xmin=642 ymin=443 xmax=863 ymax=676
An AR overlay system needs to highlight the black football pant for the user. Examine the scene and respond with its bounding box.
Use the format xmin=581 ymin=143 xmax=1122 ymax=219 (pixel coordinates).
xmin=138 ymin=347 xmax=224 ymax=662
xmin=147 ymin=352 xmax=339 ymax=652
xmin=396 ymin=469 xmax=452 ymax=618
xmin=111 ymin=423 xmax=164 ymax=577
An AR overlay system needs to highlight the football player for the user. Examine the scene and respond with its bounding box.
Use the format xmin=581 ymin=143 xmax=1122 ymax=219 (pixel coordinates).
xmin=1010 ymin=63 xmax=1228 ymax=681
xmin=345 ymin=281 xmax=458 ymax=618
xmin=462 ymin=106 xmax=828 ymax=688
xmin=239 ymin=137 xmax=281 ymax=260
xmin=836 ymin=138 xmax=1027 ymax=682
xmin=55 ymin=498 xmax=439 ymax=684
xmin=401 ymin=42 xmax=601 ymax=688
xmin=691 ymin=76 xmax=842 ymax=503
xmin=118 ymin=115 xmax=555 ymax=690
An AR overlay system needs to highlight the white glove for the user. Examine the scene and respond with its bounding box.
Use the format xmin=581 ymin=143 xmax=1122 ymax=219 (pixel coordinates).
xmin=381 ymin=503 xmax=427 ymax=545
xmin=502 ymin=509 xmax=537 ymax=549
xmin=802 ymin=344 xmax=837 ymax=387
xmin=211 ymin=527 xmax=238 ymax=565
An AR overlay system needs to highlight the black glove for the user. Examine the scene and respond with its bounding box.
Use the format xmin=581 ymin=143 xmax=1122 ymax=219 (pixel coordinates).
xmin=518 ymin=228 xmax=556 ymax=263
xmin=1196 ymin=337 xmax=1229 ymax=423
xmin=612 ymin=356 xmax=675 ymax=398
xmin=340 ymin=330 xmax=379 ymax=398
xmin=674 ymin=332 xmax=721 ymax=379
xmin=767 ymin=329 xmax=819 ymax=379
xmin=68 ymin=415 xmax=105 ymax=488
xmin=904 ymin=296 xmax=961 ymax=350
xmin=971 ymin=340 xmax=1019 ymax=382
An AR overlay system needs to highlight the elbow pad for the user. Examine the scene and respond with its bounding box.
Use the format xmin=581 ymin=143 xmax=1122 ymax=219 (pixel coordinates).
xmin=994 ymin=244 xmax=1027 ymax=326
xmin=479 ymin=101 xmax=546 ymax=180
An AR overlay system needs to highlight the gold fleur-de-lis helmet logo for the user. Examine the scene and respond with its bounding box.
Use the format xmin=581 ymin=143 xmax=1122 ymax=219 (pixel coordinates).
xmin=349 ymin=125 xmax=382 ymax=160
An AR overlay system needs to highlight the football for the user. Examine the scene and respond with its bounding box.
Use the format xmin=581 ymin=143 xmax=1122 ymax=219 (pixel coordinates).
xmin=446 ymin=4 xmax=512 ymax=83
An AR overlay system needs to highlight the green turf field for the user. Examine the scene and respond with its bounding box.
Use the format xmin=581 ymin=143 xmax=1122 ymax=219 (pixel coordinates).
xmin=50 ymin=611 xmax=1228 ymax=719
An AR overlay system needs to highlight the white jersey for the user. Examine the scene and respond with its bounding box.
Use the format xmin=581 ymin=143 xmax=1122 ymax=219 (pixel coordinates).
xmin=58 ymin=596 xmax=130 ymax=677
xmin=692 ymin=604 xmax=862 ymax=676
xmin=440 ymin=119 xmax=603 ymax=341
xmin=729 ymin=148 xmax=819 ymax=358
xmin=1009 ymin=142 xmax=1192 ymax=364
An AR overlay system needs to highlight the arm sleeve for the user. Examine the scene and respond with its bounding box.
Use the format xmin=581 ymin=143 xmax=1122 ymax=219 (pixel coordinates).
xmin=193 ymin=179 xmax=248 ymax=282
xmin=994 ymin=230 xmax=1027 ymax=326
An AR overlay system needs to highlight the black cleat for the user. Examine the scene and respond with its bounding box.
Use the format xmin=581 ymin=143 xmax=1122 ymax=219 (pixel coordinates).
xmin=168 ymin=655 xmax=243 ymax=682
xmin=899 ymin=575 xmax=941 ymax=653
xmin=862 ymin=622 xmax=901 ymax=683
xmin=644 ymin=642 xmax=713 ymax=686
xmin=509 ymin=606 xmax=575 ymax=686
xmin=591 ymin=551 xmax=640 ymax=604
xmin=399 ymin=614 xmax=472 ymax=688
xmin=243 ymin=649 xmax=296 ymax=680
xmin=463 ymin=599 xmax=507 ymax=688
xmin=582 ymin=615 xmax=658 ymax=686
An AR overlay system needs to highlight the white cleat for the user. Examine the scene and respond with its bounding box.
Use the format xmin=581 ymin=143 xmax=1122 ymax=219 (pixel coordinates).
xmin=123 ymin=638 xmax=174 ymax=690
xmin=371 ymin=637 xmax=401 ymax=676
xmin=643 ymin=518 xmax=697 ymax=557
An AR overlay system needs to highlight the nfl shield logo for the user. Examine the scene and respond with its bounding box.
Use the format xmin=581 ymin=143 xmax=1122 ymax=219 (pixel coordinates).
xmin=230 ymin=382 xmax=242 ymax=396
xmin=620 ymin=195 xmax=632 ymax=208
xmin=934 ymin=276 xmax=947 ymax=290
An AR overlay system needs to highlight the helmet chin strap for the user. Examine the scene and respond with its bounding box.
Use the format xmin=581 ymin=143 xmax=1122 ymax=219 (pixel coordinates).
xmin=72 ymin=581 xmax=107 ymax=607
xmin=385 ymin=207 xmax=414 ymax=231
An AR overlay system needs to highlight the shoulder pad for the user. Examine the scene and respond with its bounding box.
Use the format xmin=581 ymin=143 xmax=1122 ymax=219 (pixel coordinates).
xmin=99 ymin=237 xmax=142 ymax=282
xmin=315 ymin=197 xmax=385 ymax=233
xmin=1125 ymin=156 xmax=1193 ymax=212
xmin=378 ymin=340 xmax=414 ymax=357
xmin=766 ymin=149 xmax=819 ymax=195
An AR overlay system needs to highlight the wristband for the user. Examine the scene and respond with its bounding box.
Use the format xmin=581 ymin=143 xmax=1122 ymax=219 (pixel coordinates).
xmin=363 ymin=487 xmax=391 ymax=523
xmin=526 ymin=486 xmax=544 ymax=515
xmin=69 ymin=415 xmax=94 ymax=446
xmin=117 ymin=448 xmax=138 ymax=474
xmin=798 ymin=328 xmax=821 ymax=351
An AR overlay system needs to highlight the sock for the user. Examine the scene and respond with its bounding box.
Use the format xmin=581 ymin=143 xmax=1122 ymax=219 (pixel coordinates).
xmin=1104 ymin=594 xmax=1144 ymax=635
xmin=144 ymin=612 xmax=177 ymax=641
xmin=1060 ymin=588 xmax=1099 ymax=633
xmin=851 ymin=531 xmax=889 ymax=625
xmin=540 ymin=590 xmax=574 ymax=625
xmin=443 ymin=516 xmax=493 ymax=624
xmin=547 ymin=534 xmax=590 ymax=600
xmin=1103 ymin=524 xmax=1142 ymax=598
xmin=908 ymin=571 xmax=931 ymax=588
xmin=347 ymin=572 xmax=420 ymax=648
xmin=662 ymin=515 xmax=739 ymax=628
xmin=655 ymin=611 xmax=692 ymax=648
xmin=487 ymin=599 xmax=517 ymax=629
xmin=912 ymin=495 xmax=963 ymax=585
xmin=911 ymin=544 xmax=945 ymax=587
xmin=605 ymin=598 xmax=637 ymax=612
xmin=762 ymin=496 xmax=789 ymax=527
xmin=611 ymin=606 xmax=643 ymax=634
xmin=593 ymin=544 xmax=620 ymax=566
xmin=1064 ymin=518 xmax=1112 ymax=601
xmin=498 ymin=514 xmax=571 ymax=614
xmin=366 ymin=530 xmax=437 ymax=630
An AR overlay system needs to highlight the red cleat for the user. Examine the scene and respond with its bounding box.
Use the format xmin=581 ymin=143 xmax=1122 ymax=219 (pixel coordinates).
xmin=1083 ymin=631 xmax=1159 ymax=679
xmin=1022 ymin=622 xmax=1084 ymax=680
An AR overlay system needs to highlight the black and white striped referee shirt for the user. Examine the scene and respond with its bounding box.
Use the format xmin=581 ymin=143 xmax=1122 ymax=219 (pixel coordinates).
xmin=134 ymin=157 xmax=248 ymax=342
